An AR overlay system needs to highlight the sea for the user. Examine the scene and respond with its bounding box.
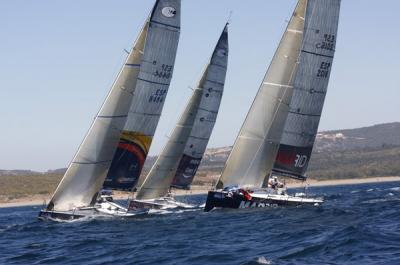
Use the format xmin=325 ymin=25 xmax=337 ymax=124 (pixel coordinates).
xmin=1 ymin=182 xmax=400 ymax=265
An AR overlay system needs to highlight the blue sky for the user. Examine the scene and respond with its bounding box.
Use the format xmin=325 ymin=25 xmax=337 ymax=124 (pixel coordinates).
xmin=1 ymin=0 xmax=399 ymax=171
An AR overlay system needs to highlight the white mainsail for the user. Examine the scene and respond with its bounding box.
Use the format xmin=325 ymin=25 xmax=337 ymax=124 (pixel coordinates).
xmin=48 ymin=0 xmax=180 ymax=211
xmin=216 ymin=0 xmax=306 ymax=189
xmin=272 ymin=0 xmax=341 ymax=180
xmin=171 ymin=25 xmax=229 ymax=189
xmin=137 ymin=25 xmax=229 ymax=200
xmin=103 ymin=0 xmax=181 ymax=191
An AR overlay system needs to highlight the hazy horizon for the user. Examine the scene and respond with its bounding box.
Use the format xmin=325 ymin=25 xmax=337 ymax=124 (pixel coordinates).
xmin=1 ymin=0 xmax=399 ymax=171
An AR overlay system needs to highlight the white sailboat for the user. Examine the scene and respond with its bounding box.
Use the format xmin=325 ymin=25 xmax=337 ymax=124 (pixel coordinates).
xmin=205 ymin=0 xmax=341 ymax=212
xmin=129 ymin=24 xmax=229 ymax=211
xmin=39 ymin=0 xmax=181 ymax=221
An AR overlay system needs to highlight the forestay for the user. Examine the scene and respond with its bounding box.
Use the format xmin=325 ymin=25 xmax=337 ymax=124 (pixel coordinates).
xmin=137 ymin=25 xmax=229 ymax=199
xmin=272 ymin=0 xmax=341 ymax=180
xmin=47 ymin=14 xmax=150 ymax=211
xmin=216 ymin=0 xmax=306 ymax=190
xmin=103 ymin=0 xmax=181 ymax=190
xmin=171 ymin=25 xmax=229 ymax=189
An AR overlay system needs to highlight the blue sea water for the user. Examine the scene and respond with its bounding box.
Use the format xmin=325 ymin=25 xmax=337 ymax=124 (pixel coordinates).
xmin=1 ymin=182 xmax=400 ymax=265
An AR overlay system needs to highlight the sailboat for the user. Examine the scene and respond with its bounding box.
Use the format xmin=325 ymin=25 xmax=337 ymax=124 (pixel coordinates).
xmin=204 ymin=0 xmax=341 ymax=212
xmin=38 ymin=0 xmax=181 ymax=221
xmin=129 ymin=24 xmax=229 ymax=211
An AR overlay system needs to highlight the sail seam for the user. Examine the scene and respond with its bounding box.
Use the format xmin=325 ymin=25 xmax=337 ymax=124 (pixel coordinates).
xmin=189 ymin=135 xmax=209 ymax=140
xmin=210 ymin=63 xmax=227 ymax=69
xmin=125 ymin=63 xmax=141 ymax=67
xmin=72 ymin=160 xmax=112 ymax=165
xmin=198 ymin=107 xmax=218 ymax=114
xmin=301 ymin=49 xmax=334 ymax=58
xmin=263 ymin=82 xmax=294 ymax=88
xmin=128 ymin=111 xmax=160 ymax=117
xmin=205 ymin=79 xmax=224 ymax=86
xmin=97 ymin=115 xmax=128 ymax=119
xmin=137 ymin=77 xmax=170 ymax=86
xmin=288 ymin=111 xmax=321 ymax=117
xmin=150 ymin=20 xmax=181 ymax=30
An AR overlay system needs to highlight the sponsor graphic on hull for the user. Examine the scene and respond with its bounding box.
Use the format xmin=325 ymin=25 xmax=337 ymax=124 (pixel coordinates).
xmin=103 ymin=131 xmax=152 ymax=190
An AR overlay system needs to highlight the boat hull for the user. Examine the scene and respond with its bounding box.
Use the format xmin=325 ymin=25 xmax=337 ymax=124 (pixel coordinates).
xmin=38 ymin=209 xmax=94 ymax=221
xmin=38 ymin=201 xmax=149 ymax=221
xmin=204 ymin=190 xmax=323 ymax=212
xmin=129 ymin=197 xmax=195 ymax=211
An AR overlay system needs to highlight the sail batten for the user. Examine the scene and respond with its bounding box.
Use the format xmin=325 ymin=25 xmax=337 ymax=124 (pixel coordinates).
xmin=216 ymin=0 xmax=307 ymax=190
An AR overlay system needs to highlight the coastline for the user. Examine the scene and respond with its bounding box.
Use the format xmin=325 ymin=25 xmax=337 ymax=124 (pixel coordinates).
xmin=1 ymin=176 xmax=399 ymax=209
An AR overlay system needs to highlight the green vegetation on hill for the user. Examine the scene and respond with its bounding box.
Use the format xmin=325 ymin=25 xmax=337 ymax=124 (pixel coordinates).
xmin=1 ymin=122 xmax=399 ymax=202
xmin=308 ymin=146 xmax=400 ymax=180
xmin=0 ymin=174 xmax=62 ymax=202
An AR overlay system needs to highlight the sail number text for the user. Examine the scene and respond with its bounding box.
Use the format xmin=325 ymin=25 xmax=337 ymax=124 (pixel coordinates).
xmin=153 ymin=64 xmax=173 ymax=79
xmin=316 ymin=34 xmax=335 ymax=51
xmin=317 ymin=61 xmax=331 ymax=78
xmin=149 ymin=88 xmax=167 ymax=103
xmin=294 ymin=154 xmax=308 ymax=168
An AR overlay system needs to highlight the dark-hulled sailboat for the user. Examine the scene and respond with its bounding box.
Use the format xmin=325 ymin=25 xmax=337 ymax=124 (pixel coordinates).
xmin=129 ymin=24 xmax=229 ymax=211
xmin=39 ymin=0 xmax=181 ymax=221
xmin=205 ymin=0 xmax=341 ymax=212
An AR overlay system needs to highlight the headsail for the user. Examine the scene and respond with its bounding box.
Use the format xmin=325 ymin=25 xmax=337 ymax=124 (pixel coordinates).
xmin=216 ymin=0 xmax=306 ymax=190
xmin=171 ymin=25 xmax=229 ymax=189
xmin=47 ymin=13 xmax=150 ymax=211
xmin=272 ymin=0 xmax=341 ymax=181
xmin=136 ymin=25 xmax=229 ymax=199
xmin=103 ymin=0 xmax=181 ymax=190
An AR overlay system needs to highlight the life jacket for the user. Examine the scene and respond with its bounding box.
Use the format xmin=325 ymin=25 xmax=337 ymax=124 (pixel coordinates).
xmin=239 ymin=189 xmax=252 ymax=201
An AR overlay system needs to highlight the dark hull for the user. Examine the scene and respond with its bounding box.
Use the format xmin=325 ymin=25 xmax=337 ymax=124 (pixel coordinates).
xmin=38 ymin=210 xmax=87 ymax=221
xmin=204 ymin=191 xmax=321 ymax=212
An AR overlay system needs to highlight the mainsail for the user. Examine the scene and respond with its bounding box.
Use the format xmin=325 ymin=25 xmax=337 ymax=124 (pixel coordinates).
xmin=136 ymin=25 xmax=229 ymax=199
xmin=272 ymin=0 xmax=341 ymax=180
xmin=47 ymin=0 xmax=180 ymax=211
xmin=171 ymin=25 xmax=229 ymax=189
xmin=103 ymin=0 xmax=181 ymax=190
xmin=48 ymin=17 xmax=149 ymax=212
xmin=216 ymin=0 xmax=306 ymax=189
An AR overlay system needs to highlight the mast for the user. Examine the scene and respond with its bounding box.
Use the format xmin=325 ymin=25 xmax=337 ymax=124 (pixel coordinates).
xmin=103 ymin=0 xmax=181 ymax=191
xmin=136 ymin=24 xmax=229 ymax=200
xmin=216 ymin=0 xmax=307 ymax=190
xmin=171 ymin=25 xmax=229 ymax=189
xmin=47 ymin=15 xmax=150 ymax=211
xmin=272 ymin=0 xmax=341 ymax=181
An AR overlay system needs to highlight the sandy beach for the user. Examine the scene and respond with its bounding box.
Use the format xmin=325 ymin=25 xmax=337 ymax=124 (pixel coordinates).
xmin=1 ymin=176 xmax=399 ymax=209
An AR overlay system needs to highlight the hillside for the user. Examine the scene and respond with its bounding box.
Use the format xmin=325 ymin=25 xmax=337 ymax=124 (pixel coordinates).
xmin=1 ymin=122 xmax=399 ymax=201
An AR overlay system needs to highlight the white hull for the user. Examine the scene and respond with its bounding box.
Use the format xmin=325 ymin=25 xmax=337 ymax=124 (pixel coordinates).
xmin=39 ymin=200 xmax=148 ymax=221
xmin=129 ymin=197 xmax=195 ymax=211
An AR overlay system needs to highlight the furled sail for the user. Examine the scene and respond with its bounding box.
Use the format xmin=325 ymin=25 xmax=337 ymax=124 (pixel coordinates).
xmin=216 ymin=0 xmax=306 ymax=190
xmin=103 ymin=0 xmax=181 ymax=190
xmin=171 ymin=25 xmax=229 ymax=189
xmin=272 ymin=0 xmax=341 ymax=181
xmin=47 ymin=14 xmax=150 ymax=212
xmin=137 ymin=25 xmax=229 ymax=199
